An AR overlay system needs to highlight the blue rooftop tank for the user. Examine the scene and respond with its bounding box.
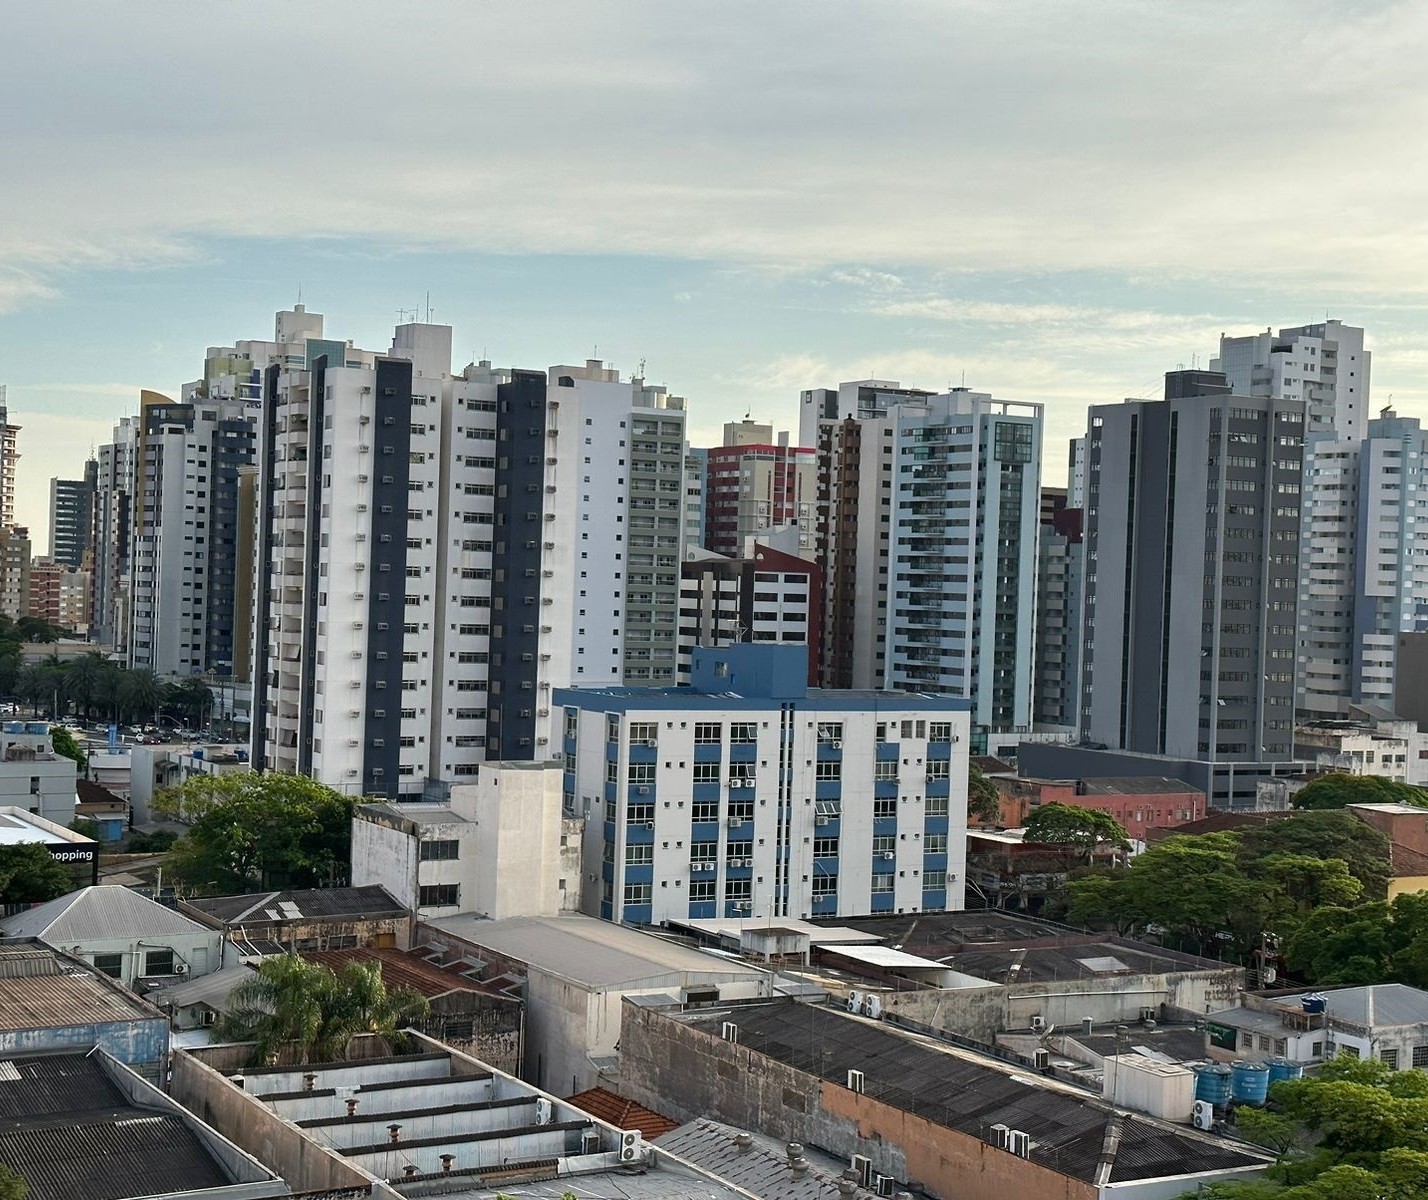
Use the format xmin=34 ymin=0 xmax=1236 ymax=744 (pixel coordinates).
xmin=1265 ymin=1057 xmax=1303 ymax=1084
xmin=1302 ymin=994 xmax=1327 ymax=1015
xmin=1231 ymin=1060 xmax=1270 ymax=1105
xmin=1194 ymin=1064 xmax=1233 ymax=1106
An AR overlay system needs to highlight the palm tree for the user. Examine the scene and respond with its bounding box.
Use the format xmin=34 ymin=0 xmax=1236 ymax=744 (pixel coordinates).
xmin=121 ymin=668 xmax=165 ymax=726
xmin=216 ymin=955 xmax=430 ymax=1065
xmin=14 ymin=665 xmax=46 ymax=717
xmin=92 ymin=663 xmax=124 ymax=724
xmin=64 ymin=653 xmax=104 ymax=723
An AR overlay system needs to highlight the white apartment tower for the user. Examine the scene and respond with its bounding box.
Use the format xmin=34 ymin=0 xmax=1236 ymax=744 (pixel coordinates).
xmin=93 ymin=415 xmax=138 ymax=650
xmin=801 ymin=381 xmax=1042 ymax=733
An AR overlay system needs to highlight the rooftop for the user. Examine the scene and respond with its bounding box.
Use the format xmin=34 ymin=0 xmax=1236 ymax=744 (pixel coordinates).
xmin=1079 ymin=776 xmax=1204 ymax=796
xmin=429 ymin=914 xmax=765 ymax=989
xmin=184 ymin=885 xmax=406 ymax=928
xmin=0 ymin=807 xmax=92 ymax=849
xmin=680 ymin=1002 xmax=1269 ymax=1185
xmin=0 ymin=1052 xmax=283 ymax=1200
xmin=302 ymin=945 xmax=521 ymax=999
xmin=358 ymin=801 xmax=474 ymax=826
xmin=1213 ymin=983 xmax=1428 ymax=1032
xmin=566 ymin=1086 xmax=678 ymax=1140
xmin=659 ymin=1117 xmax=862 ymax=1199
xmin=147 ymin=963 xmax=256 ymax=1014
xmin=0 ymin=941 xmax=165 ymax=1032
xmin=1 ymin=885 xmax=212 ymax=943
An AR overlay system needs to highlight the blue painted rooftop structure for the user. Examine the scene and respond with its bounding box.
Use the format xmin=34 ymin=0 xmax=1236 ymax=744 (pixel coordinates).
xmin=556 ymin=645 xmax=971 ymax=713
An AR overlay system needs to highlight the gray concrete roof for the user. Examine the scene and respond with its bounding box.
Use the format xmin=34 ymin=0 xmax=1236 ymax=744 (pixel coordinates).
xmin=429 ymin=914 xmax=765 ymax=989
xmin=661 ymin=1118 xmax=867 ymax=1199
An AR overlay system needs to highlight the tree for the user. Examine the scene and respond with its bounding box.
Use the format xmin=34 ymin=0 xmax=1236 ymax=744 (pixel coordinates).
xmin=14 ymin=664 xmax=47 ymax=717
xmin=63 ymin=653 xmax=104 ymax=722
xmin=967 ymin=761 xmax=1001 ymax=825
xmin=1196 ymin=1057 xmax=1428 ymax=1198
xmin=216 ymin=955 xmax=429 ymax=1065
xmin=120 ymin=668 xmax=165 ymax=726
xmin=1285 ymin=890 xmax=1428 ymax=988
xmin=1238 ymin=810 xmax=1392 ymax=901
xmin=158 ymin=773 xmax=354 ymax=892
xmin=1023 ymin=802 xmax=1130 ymax=857
xmin=0 ymin=844 xmax=75 ymax=905
xmin=1292 ymin=773 xmax=1428 ymax=812
xmin=0 ymin=1165 xmax=26 ymax=1200
xmin=49 ymin=727 xmax=86 ymax=771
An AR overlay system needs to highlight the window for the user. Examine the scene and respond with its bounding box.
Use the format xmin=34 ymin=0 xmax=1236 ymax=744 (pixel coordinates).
xmin=419 ymin=839 xmax=460 ymax=861
xmin=626 ymin=843 xmax=653 ymax=865
xmin=1412 ymin=1044 xmax=1428 ymax=1069
xmin=923 ymin=870 xmax=947 ymax=891
xmin=627 ymin=803 xmax=655 ymax=824
xmin=1338 ymin=1045 xmax=1361 ymax=1060
xmin=928 ymin=722 xmax=953 ymax=742
xmin=925 ymin=794 xmax=949 ymax=816
xmin=420 ymin=884 xmax=460 ymax=908
xmin=817 ymin=723 xmax=844 ymax=744
xmin=873 ymin=835 xmax=896 ymax=854
xmin=874 ymin=760 xmax=898 ymax=782
xmin=815 ymin=760 xmax=842 ymax=781
xmin=92 ymin=953 xmax=123 ymax=979
xmin=692 ymin=800 xmax=720 ymax=823
xmin=926 ymin=759 xmax=950 ymax=780
xmin=691 ymin=840 xmax=718 ymax=863
xmin=144 ymin=949 xmax=175 ymax=976
xmin=629 ymin=722 xmax=658 ymax=745
xmin=694 ymin=722 xmax=722 ymax=744
xmin=813 ymin=838 xmax=839 ymax=859
xmin=811 ymin=874 xmax=837 ymax=897
xmin=725 ymin=879 xmax=752 ymax=901
xmin=629 ymin=762 xmax=656 ymax=784
xmin=1381 ymin=1048 xmax=1400 ymax=1070
xmin=690 ymin=880 xmax=716 ymax=903
xmin=925 ymin=833 xmax=948 ymax=854
xmin=624 ymin=882 xmax=652 ymax=906
xmin=692 ymin=761 xmax=721 ymax=784
xmin=873 ymin=798 xmax=896 ymax=819
xmin=871 ymin=875 xmax=894 ymax=893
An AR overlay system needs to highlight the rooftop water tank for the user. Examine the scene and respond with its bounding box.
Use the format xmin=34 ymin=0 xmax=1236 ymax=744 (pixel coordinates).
xmin=1193 ymin=1064 xmax=1233 ymax=1107
xmin=1231 ymin=1060 xmax=1270 ymax=1106
xmin=1302 ymin=994 xmax=1327 ymax=1015
xmin=1265 ymin=1057 xmax=1303 ymax=1085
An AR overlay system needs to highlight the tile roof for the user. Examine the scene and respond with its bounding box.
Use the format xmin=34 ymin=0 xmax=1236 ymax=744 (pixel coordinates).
xmin=660 ymin=1117 xmax=856 ymax=1198
xmin=684 ymin=1002 xmax=1270 ymax=1185
xmin=185 ymin=885 xmax=405 ymax=927
xmin=0 ymin=1054 xmax=231 ymax=1200
xmin=1 ymin=885 xmax=211 ymax=943
xmin=567 ymin=1087 xmax=678 ymax=1139
xmin=301 ymin=945 xmax=519 ymax=999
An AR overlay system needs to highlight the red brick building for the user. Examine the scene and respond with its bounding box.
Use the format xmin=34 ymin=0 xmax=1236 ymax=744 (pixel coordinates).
xmin=991 ymin=775 xmax=1205 ymax=841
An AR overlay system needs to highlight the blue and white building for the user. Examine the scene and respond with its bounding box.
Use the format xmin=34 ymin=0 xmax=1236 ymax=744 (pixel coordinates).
xmin=556 ymin=644 xmax=971 ymax=927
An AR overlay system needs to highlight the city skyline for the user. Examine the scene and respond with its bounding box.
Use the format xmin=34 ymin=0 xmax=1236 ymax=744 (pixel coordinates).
xmin=7 ymin=3 xmax=1428 ymax=549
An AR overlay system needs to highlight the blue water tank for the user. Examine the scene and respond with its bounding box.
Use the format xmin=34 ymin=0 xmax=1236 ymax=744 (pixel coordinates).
xmin=1194 ymin=1064 xmax=1233 ymax=1106
xmin=1265 ymin=1057 xmax=1303 ymax=1084
xmin=235 ymin=749 xmax=249 ymax=762
xmin=191 ymin=748 xmax=204 ymax=760
xmin=1302 ymin=994 xmax=1327 ymax=1015
xmin=1231 ymin=1060 xmax=1270 ymax=1105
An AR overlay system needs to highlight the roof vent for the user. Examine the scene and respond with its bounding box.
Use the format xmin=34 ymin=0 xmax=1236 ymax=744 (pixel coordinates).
xmin=734 ymin=1132 xmax=754 ymax=1151
xmin=388 ymin=1124 xmax=401 ymax=1144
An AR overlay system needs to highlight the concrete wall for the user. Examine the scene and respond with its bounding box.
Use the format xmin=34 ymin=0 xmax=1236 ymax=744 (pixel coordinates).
xmin=171 ymin=1049 xmax=383 ymax=1197
xmin=350 ymin=810 xmax=419 ymax=910
xmin=885 ymin=966 xmax=1243 ymax=1045
xmin=71 ymin=928 xmax=224 ymax=987
xmin=618 ymin=1002 xmax=1096 ymax=1200
xmin=0 ymin=1016 xmax=169 ymax=1082
xmin=461 ymin=765 xmax=576 ymax=919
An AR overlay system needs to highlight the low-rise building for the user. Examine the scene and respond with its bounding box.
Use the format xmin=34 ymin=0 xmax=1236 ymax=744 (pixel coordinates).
xmin=619 ymin=998 xmax=1273 ymax=1200
xmin=1 ymin=884 xmax=223 ymax=987
xmin=303 ymin=945 xmax=525 ymax=1076
xmin=1294 ymin=717 xmax=1421 ymax=783
xmin=180 ymin=885 xmax=410 ymax=956
xmin=75 ymin=779 xmax=127 ymax=840
xmin=0 ymin=940 xmax=170 ymax=1080
xmin=171 ymin=1033 xmax=756 ymax=1199
xmin=990 ymin=775 xmax=1205 ymax=841
xmin=0 ymin=720 xmax=77 ymax=826
xmin=0 ymin=1050 xmax=287 ymax=1200
xmin=1205 ymin=983 xmax=1428 ymax=1069
xmin=128 ymin=741 xmax=250 ymax=823
xmin=0 ymin=805 xmax=98 ymax=885
xmin=148 ymin=963 xmax=257 ymax=1033
xmin=558 ymin=643 xmax=972 ymax=926
xmin=422 ymin=913 xmax=770 ymax=1095
xmin=352 ymin=761 xmax=582 ymax=920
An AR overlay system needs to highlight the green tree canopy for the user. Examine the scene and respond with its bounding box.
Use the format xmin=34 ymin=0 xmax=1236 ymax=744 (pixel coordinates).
xmin=0 ymin=1164 xmax=26 ymax=1200
xmin=0 ymin=844 xmax=76 ymax=906
xmin=1292 ymin=773 xmax=1428 ymax=812
xmin=216 ymin=954 xmax=430 ymax=1065
xmin=1194 ymin=1057 xmax=1428 ymax=1199
xmin=49 ymin=726 xmax=85 ymax=770
xmin=1239 ymin=810 xmax=1391 ymax=900
xmin=1023 ymin=802 xmax=1130 ymax=853
xmin=158 ymin=773 xmax=354 ymax=892
xmin=967 ymin=761 xmax=1001 ymax=825
xmin=1285 ymin=890 xmax=1428 ymax=989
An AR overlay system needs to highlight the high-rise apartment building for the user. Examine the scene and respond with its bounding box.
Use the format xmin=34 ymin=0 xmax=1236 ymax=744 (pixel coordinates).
xmin=801 ymin=381 xmax=1042 ymax=733
xmin=128 ymin=390 xmax=256 ymax=677
xmin=699 ymin=421 xmax=815 ymax=557
xmin=1080 ymin=371 xmax=1306 ymax=760
xmin=48 ymin=463 xmax=96 ymax=570
xmin=557 ymin=644 xmax=971 ymax=926
xmin=92 ymin=416 xmax=138 ymax=650
xmin=1034 ymin=484 xmax=1083 ymax=732
xmin=0 ymin=527 xmax=31 ymax=620
xmin=0 ymin=388 xmax=19 ymax=533
xmin=29 ymin=558 xmax=91 ymax=634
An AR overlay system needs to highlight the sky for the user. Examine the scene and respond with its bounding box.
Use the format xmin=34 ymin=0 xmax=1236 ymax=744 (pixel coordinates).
xmin=5 ymin=1 xmax=1428 ymax=552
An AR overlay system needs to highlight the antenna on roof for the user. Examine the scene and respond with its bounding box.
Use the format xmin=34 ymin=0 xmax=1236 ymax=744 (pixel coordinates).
xmin=425 ymin=291 xmax=432 ymax=323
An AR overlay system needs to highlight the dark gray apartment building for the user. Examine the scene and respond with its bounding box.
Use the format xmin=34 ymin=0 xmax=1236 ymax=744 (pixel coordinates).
xmin=1080 ymin=370 xmax=1306 ymax=761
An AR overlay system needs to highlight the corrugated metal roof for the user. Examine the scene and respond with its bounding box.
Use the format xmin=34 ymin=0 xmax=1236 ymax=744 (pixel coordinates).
xmin=660 ymin=1118 xmax=858 ymax=1199
xmin=684 ymin=1003 xmax=1270 ymax=1185
xmin=1 ymin=886 xmax=211 ymax=943
xmin=302 ymin=946 xmax=518 ymax=999
xmin=187 ymin=885 xmax=405 ymax=927
xmin=147 ymin=963 xmax=255 ymax=1012
xmin=431 ymin=914 xmax=764 ymax=988
xmin=0 ymin=966 xmax=161 ymax=1031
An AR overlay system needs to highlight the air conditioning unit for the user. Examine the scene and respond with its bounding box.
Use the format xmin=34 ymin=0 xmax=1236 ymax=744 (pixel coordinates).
xmin=1033 ymin=1048 xmax=1051 ymax=1070
xmin=989 ymin=1123 xmax=1010 ymax=1149
xmin=875 ymin=1176 xmax=896 ymax=1198
xmin=619 ymin=1131 xmax=642 ymax=1164
xmin=1192 ymin=1100 xmax=1214 ymax=1131
xmin=1030 ymin=1015 xmax=1046 ymax=1032
xmin=850 ymin=1155 xmax=872 ymax=1187
xmin=815 ymin=815 xmax=830 ymax=826
xmin=733 ymin=901 xmax=751 ymax=912
xmin=846 ymin=1069 xmax=865 ymax=1094
xmin=174 ymin=963 xmax=189 ymax=976
xmin=847 ymin=990 xmax=864 ymax=1013
xmin=832 ymin=740 xmax=843 ymax=749
xmin=1007 ymin=1130 xmax=1031 ymax=1158
xmin=864 ymin=994 xmax=883 ymax=1019
xmin=881 ymin=852 xmax=895 ymax=861
xmin=636 ymin=786 xmax=650 ymax=795
xmin=534 ymin=1098 xmax=552 ymax=1126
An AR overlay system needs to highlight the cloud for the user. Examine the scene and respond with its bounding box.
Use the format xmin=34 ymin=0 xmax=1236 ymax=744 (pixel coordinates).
xmin=5 ymin=1 xmax=1428 ymax=308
